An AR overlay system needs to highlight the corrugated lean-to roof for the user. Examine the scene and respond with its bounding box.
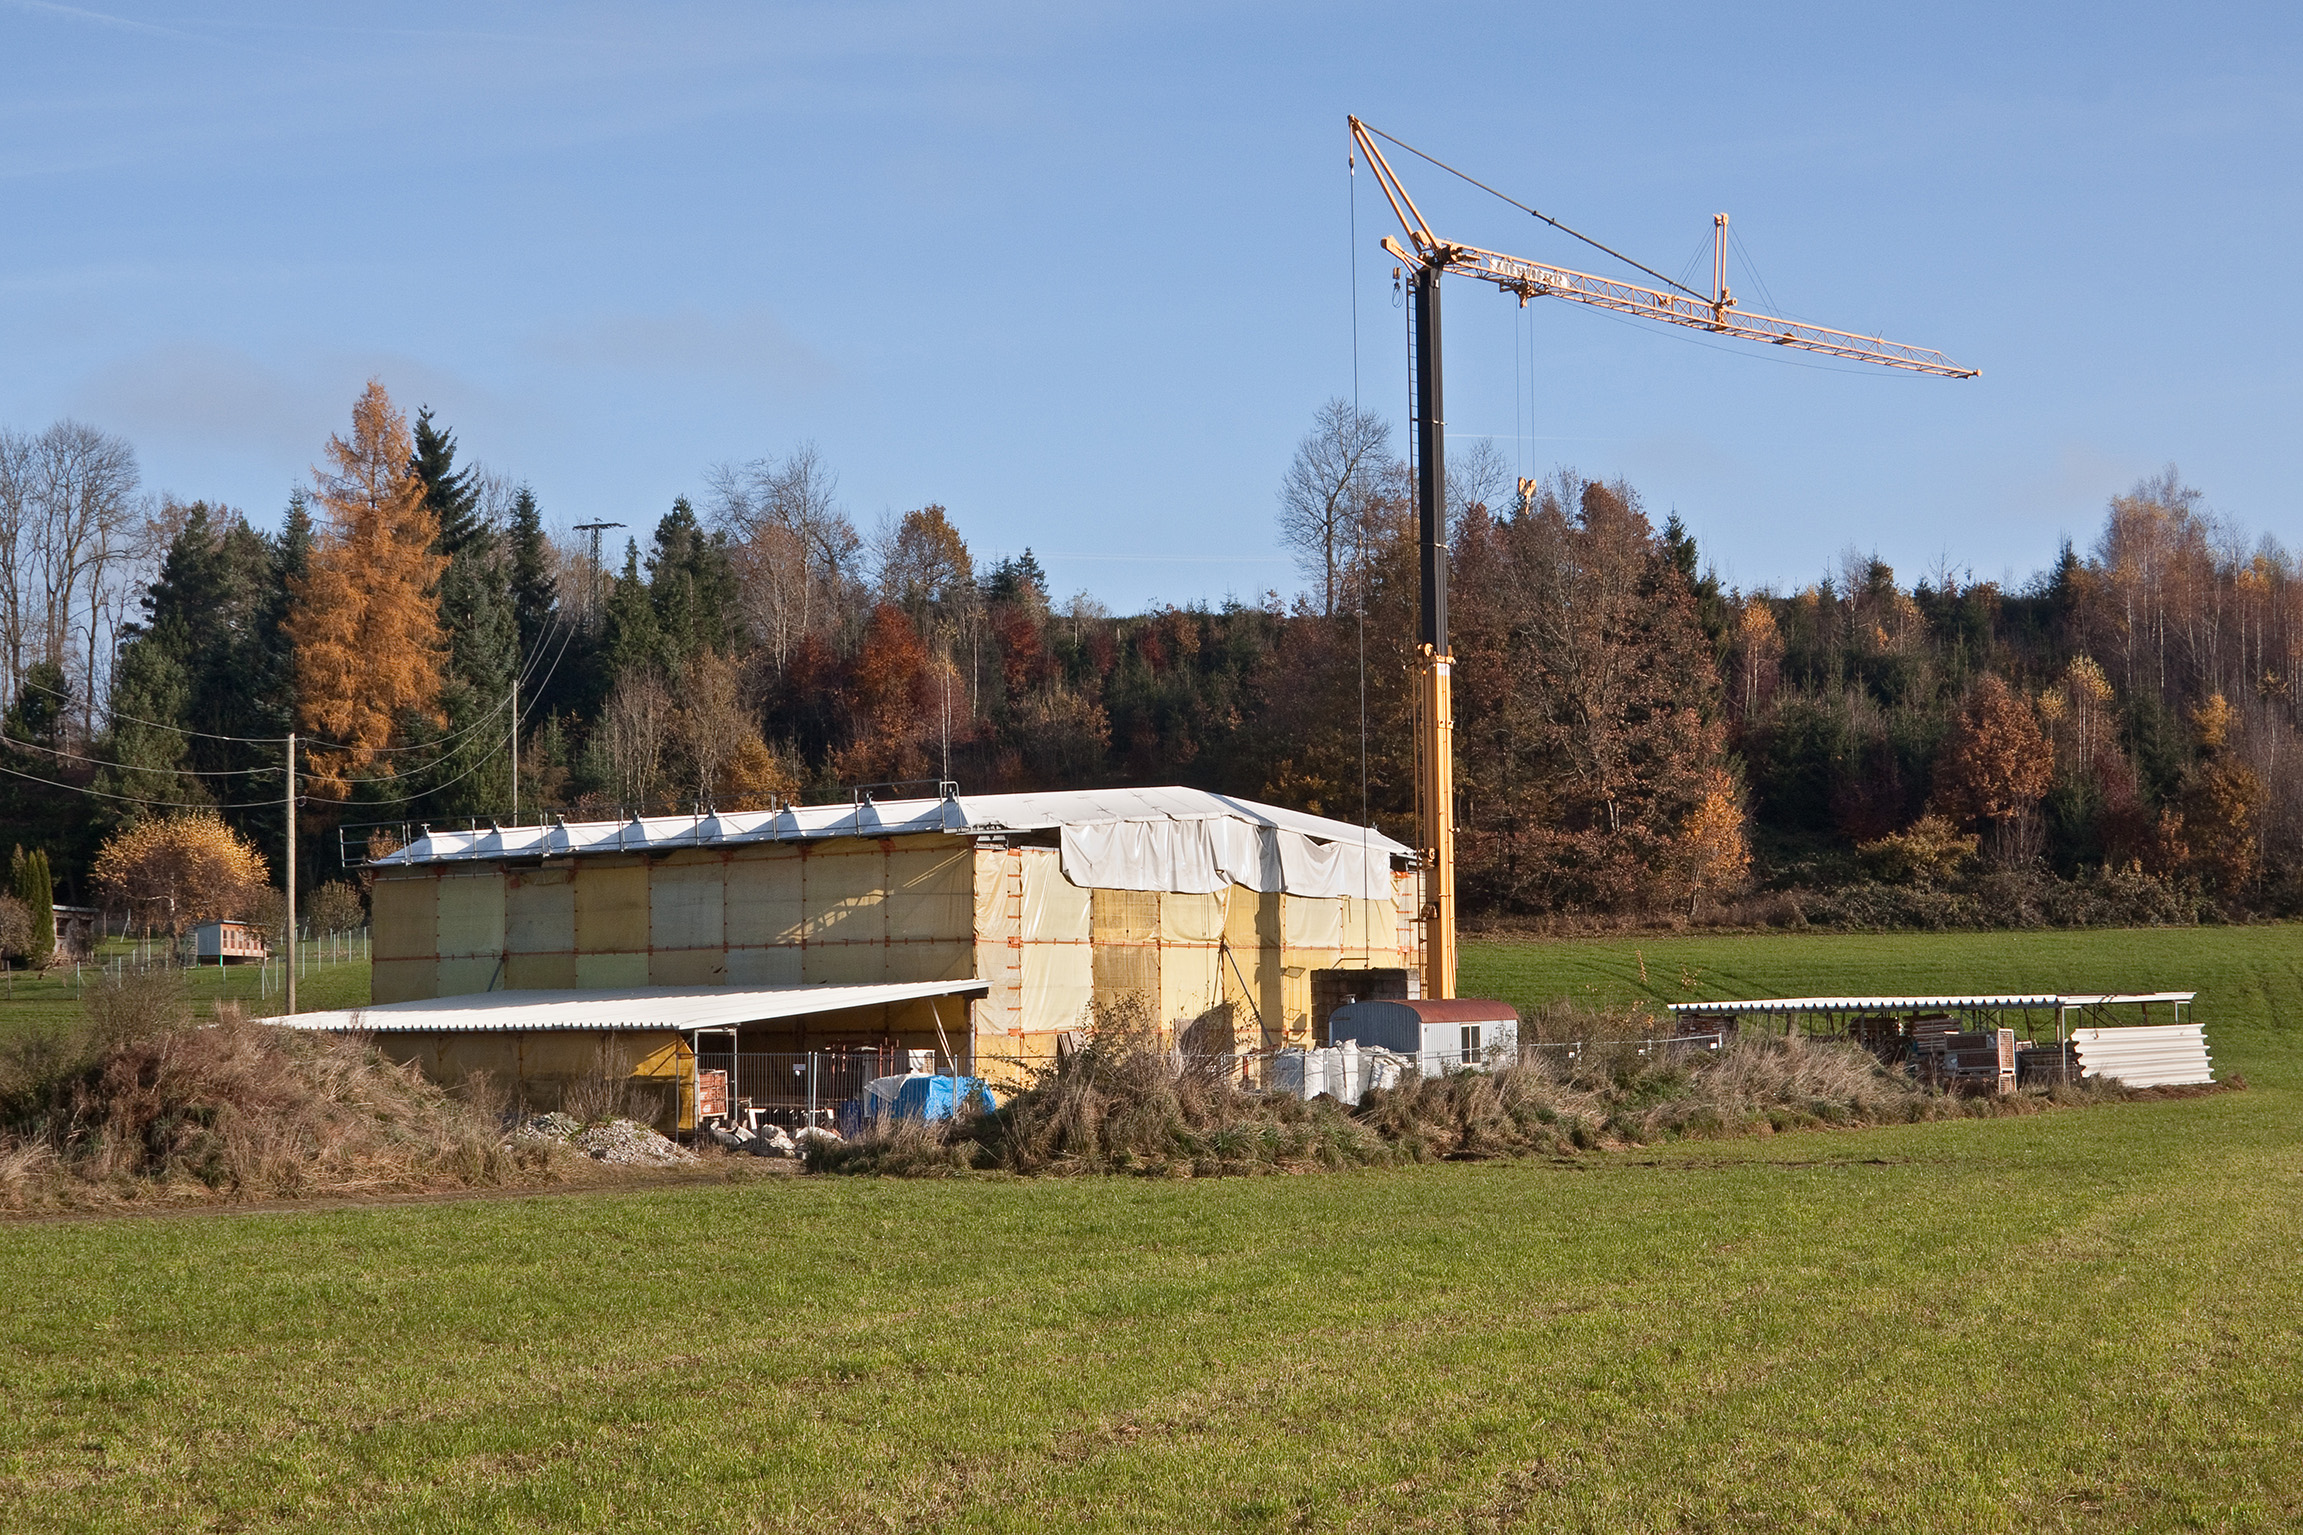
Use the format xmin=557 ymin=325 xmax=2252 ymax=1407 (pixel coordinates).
xmin=275 ymin=980 xmax=989 ymax=1034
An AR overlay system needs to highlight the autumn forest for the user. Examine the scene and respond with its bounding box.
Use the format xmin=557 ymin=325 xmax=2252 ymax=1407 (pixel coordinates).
xmin=3 ymin=382 xmax=2298 ymax=935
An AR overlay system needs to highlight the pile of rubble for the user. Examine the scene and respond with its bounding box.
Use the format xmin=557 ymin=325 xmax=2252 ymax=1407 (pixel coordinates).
xmin=511 ymin=1112 xmax=697 ymax=1167
xmin=702 ymin=1119 xmax=843 ymax=1159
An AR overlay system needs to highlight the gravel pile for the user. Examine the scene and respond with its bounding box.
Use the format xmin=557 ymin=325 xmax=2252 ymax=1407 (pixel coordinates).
xmin=511 ymin=1112 xmax=696 ymax=1166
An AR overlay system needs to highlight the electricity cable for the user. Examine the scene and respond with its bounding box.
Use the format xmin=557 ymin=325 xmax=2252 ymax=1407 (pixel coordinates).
xmin=0 ymin=756 xmax=289 ymax=812
xmin=6 ymin=614 xmax=578 ymax=808
xmin=24 ymin=610 xmax=567 ymax=772
xmin=19 ymin=675 xmax=281 ymax=746
xmin=3 ymin=737 xmax=281 ymax=777
xmin=299 ymin=608 xmax=577 ymax=808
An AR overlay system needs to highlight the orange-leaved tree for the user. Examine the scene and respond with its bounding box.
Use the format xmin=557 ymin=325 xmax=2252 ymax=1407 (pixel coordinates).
xmin=1930 ymin=675 xmax=2053 ymax=858
xmin=289 ymin=381 xmax=447 ymax=799
xmin=1673 ymin=765 xmax=1752 ymax=913
xmin=92 ymin=813 xmax=270 ymax=938
xmin=2178 ymin=693 xmax=2264 ymax=898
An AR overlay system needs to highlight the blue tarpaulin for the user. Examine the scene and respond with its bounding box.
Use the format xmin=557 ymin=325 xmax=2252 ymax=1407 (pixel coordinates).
xmin=890 ymin=1074 xmax=996 ymax=1120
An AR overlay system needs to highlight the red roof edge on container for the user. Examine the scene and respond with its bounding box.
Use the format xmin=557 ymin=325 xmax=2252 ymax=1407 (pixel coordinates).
xmin=1384 ymin=999 xmax=1519 ymax=1023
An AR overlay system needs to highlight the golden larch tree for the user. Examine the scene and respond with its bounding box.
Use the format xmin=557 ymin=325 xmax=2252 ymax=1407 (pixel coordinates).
xmin=2178 ymin=694 xmax=2264 ymax=898
xmin=289 ymin=381 xmax=447 ymax=798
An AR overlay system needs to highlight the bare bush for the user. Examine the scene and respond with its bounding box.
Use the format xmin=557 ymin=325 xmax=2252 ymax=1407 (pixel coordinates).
xmin=559 ymin=1038 xmax=663 ymax=1128
xmin=307 ymin=880 xmax=366 ymax=937
xmin=83 ymin=965 xmax=189 ymax=1051
xmin=815 ymin=999 xmax=1385 ymax=1178
xmin=813 ymin=1003 xmax=2152 ymax=1179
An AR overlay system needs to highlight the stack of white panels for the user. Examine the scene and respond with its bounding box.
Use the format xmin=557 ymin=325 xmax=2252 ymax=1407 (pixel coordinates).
xmin=2070 ymin=1024 xmax=2213 ymax=1087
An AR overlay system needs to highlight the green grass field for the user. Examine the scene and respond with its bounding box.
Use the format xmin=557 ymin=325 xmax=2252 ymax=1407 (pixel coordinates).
xmin=2 ymin=926 xmax=2298 ymax=1532
xmin=0 ymin=949 xmax=372 ymax=1034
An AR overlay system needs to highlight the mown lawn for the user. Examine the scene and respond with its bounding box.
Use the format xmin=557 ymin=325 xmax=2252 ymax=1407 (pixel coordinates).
xmin=0 ymin=925 xmax=2297 ymax=1532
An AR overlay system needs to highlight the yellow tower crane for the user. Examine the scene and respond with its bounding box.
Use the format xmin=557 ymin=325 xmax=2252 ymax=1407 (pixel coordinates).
xmin=1347 ymin=116 xmax=1976 ymax=1001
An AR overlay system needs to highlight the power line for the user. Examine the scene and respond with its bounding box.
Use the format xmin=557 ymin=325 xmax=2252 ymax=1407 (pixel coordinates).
xmin=300 ymin=612 xmax=579 ymax=808
xmin=3 ymin=736 xmax=280 ymax=777
xmin=2 ymin=615 xmax=581 ymax=814
xmin=21 ymin=675 xmax=282 ymax=746
xmin=26 ymin=613 xmax=567 ymax=770
xmin=0 ymin=756 xmax=286 ymax=811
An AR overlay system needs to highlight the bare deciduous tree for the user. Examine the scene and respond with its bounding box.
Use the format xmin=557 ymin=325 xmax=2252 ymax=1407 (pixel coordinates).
xmin=599 ymin=668 xmax=673 ymax=812
xmin=0 ymin=421 xmax=146 ymax=729
xmin=1278 ymin=400 xmax=1392 ymax=618
xmin=673 ymin=649 xmax=754 ymax=807
xmin=708 ymin=442 xmax=863 ymax=669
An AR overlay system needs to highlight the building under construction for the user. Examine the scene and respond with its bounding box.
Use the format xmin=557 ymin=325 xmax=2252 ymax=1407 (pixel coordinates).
xmin=288 ymin=787 xmax=1417 ymax=1125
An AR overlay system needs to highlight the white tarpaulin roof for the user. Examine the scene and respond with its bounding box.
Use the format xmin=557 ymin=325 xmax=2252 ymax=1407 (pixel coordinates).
xmin=271 ymin=980 xmax=989 ymax=1034
xmin=372 ymin=787 xmax=1410 ymax=900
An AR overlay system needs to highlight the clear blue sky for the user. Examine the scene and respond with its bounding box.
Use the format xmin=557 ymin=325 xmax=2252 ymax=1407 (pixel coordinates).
xmin=4 ymin=1 xmax=2298 ymax=610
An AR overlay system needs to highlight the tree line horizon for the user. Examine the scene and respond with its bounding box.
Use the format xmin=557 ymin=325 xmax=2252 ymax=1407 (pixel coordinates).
xmin=2 ymin=382 xmax=2296 ymax=938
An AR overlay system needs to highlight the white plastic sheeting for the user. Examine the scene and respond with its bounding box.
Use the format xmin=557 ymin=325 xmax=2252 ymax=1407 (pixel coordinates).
xmin=1266 ymin=1041 xmax=1415 ymax=1103
xmin=1059 ymin=816 xmax=1394 ymax=900
xmin=2071 ymin=1024 xmax=2214 ymax=1087
xmin=378 ymin=786 xmax=1410 ymax=901
xmin=1019 ymin=849 xmax=1093 ymax=1033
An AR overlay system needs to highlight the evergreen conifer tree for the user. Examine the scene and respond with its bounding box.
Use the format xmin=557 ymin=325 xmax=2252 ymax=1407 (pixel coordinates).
xmin=645 ymin=497 xmax=738 ymax=667
xmin=508 ymin=485 xmax=558 ymax=661
xmin=406 ymin=409 xmax=517 ymax=820
xmin=11 ymin=846 xmax=55 ymax=965
xmin=90 ymin=638 xmax=203 ymax=828
xmin=604 ymin=541 xmax=664 ymax=679
xmin=410 ymin=407 xmax=483 ymax=559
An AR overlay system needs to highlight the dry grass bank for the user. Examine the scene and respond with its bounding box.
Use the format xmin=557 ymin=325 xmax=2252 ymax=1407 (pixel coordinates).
xmin=0 ymin=971 xmax=571 ymax=1212
xmin=809 ymin=1011 xmax=2155 ymax=1178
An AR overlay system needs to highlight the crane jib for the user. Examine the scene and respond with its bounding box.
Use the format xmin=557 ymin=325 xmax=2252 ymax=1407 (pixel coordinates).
xmin=1345 ymin=110 xmax=1975 ymax=1003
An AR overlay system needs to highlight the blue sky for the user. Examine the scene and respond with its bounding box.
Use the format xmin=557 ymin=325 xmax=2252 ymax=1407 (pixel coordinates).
xmin=3 ymin=1 xmax=2298 ymax=610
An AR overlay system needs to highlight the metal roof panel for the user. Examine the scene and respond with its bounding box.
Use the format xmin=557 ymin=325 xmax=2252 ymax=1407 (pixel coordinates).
xmin=272 ymin=979 xmax=989 ymax=1034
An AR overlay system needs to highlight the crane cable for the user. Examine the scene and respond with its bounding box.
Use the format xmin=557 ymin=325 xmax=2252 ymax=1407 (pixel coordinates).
xmin=1357 ymin=122 xmax=1711 ymax=302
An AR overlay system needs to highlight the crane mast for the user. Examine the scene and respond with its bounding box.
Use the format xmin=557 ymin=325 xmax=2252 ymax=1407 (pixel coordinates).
xmin=1347 ymin=116 xmax=1975 ymax=1000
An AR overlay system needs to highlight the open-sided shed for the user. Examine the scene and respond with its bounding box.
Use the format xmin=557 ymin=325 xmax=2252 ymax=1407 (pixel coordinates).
xmin=278 ymin=979 xmax=989 ymax=1131
xmin=1665 ymin=992 xmax=2211 ymax=1087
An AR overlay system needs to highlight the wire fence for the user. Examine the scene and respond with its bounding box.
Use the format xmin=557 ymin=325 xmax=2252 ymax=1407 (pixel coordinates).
xmin=14 ymin=927 xmax=373 ymax=1004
